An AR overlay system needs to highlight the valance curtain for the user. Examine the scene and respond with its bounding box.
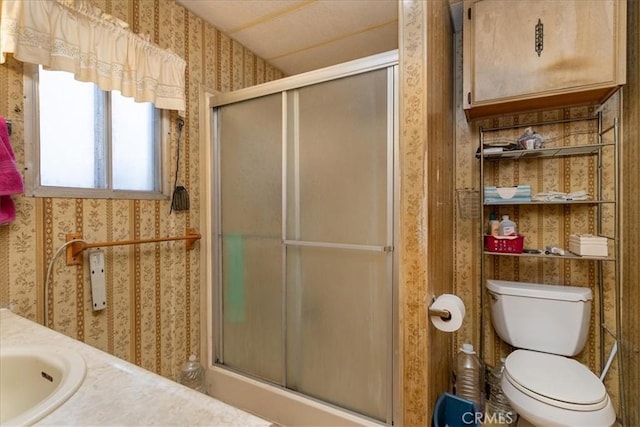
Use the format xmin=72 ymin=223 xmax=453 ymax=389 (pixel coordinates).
xmin=0 ymin=0 xmax=186 ymax=111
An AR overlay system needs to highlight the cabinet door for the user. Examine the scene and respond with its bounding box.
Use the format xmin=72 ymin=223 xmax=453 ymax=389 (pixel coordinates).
xmin=463 ymin=0 xmax=626 ymax=118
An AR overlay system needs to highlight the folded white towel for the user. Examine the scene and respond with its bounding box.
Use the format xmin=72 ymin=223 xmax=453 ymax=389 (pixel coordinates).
xmin=532 ymin=190 xmax=590 ymax=202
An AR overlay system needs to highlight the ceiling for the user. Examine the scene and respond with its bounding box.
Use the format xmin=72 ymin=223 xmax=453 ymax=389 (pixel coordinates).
xmin=177 ymin=0 xmax=463 ymax=76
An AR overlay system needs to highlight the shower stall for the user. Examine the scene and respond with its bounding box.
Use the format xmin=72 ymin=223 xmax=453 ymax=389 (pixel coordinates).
xmin=209 ymin=51 xmax=398 ymax=424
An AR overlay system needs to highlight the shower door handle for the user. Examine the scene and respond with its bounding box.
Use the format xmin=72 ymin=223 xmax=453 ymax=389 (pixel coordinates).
xmin=283 ymin=239 xmax=392 ymax=253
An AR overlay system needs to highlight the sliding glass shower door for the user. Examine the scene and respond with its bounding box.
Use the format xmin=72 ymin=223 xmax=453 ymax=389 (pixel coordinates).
xmin=216 ymin=93 xmax=284 ymax=384
xmin=214 ymin=66 xmax=395 ymax=422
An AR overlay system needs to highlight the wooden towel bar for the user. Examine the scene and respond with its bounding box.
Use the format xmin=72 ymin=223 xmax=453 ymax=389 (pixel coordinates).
xmin=65 ymin=228 xmax=201 ymax=265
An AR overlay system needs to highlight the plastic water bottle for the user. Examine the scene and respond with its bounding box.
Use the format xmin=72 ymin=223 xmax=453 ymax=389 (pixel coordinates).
xmin=453 ymin=343 xmax=484 ymax=410
xmin=486 ymin=358 xmax=517 ymax=425
xmin=178 ymin=354 xmax=206 ymax=393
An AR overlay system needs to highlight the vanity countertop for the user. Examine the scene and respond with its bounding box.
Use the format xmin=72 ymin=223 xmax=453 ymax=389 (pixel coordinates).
xmin=0 ymin=308 xmax=273 ymax=426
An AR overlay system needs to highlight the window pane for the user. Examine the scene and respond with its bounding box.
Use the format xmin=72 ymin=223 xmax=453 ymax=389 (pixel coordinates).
xmin=39 ymin=68 xmax=98 ymax=188
xmin=111 ymin=92 xmax=156 ymax=191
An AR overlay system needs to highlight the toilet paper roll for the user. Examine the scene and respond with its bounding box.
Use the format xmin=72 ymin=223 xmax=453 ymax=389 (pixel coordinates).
xmin=430 ymin=294 xmax=466 ymax=332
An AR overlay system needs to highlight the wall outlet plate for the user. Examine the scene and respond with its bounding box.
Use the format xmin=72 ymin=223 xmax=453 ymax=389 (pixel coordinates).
xmin=89 ymin=250 xmax=107 ymax=311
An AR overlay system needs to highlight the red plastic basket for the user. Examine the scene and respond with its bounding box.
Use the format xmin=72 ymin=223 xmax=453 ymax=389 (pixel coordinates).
xmin=484 ymin=235 xmax=524 ymax=253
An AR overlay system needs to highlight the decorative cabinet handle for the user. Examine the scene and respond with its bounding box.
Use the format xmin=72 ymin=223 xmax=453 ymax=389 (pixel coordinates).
xmin=535 ymin=18 xmax=544 ymax=57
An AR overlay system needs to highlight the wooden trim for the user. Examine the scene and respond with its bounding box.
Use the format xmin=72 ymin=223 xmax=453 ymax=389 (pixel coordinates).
xmin=465 ymin=87 xmax=622 ymax=121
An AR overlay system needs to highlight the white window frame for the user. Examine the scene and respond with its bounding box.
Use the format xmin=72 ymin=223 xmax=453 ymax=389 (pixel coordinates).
xmin=23 ymin=64 xmax=171 ymax=200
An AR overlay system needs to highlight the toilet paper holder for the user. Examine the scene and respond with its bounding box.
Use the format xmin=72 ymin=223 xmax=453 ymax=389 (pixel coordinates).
xmin=429 ymin=298 xmax=452 ymax=321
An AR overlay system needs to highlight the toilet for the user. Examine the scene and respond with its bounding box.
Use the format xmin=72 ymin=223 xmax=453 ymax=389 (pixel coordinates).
xmin=487 ymin=279 xmax=616 ymax=427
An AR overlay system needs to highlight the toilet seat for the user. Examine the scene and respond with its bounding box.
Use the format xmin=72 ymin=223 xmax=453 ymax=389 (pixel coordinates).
xmin=504 ymin=350 xmax=608 ymax=410
xmin=501 ymin=371 xmax=616 ymax=427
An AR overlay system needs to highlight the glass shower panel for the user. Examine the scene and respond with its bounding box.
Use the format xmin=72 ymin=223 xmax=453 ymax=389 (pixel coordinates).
xmin=218 ymin=94 xmax=283 ymax=383
xmin=285 ymin=69 xmax=391 ymax=422
xmin=286 ymin=246 xmax=389 ymax=421
xmin=286 ymin=69 xmax=388 ymax=245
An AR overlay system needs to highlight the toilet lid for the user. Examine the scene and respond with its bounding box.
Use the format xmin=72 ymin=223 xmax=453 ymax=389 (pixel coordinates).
xmin=504 ymin=350 xmax=607 ymax=406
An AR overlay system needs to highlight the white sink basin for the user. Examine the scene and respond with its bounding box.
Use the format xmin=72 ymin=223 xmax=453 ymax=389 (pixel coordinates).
xmin=0 ymin=345 xmax=86 ymax=426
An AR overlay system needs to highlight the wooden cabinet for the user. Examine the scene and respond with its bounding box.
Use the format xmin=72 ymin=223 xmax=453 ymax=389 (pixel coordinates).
xmin=463 ymin=0 xmax=627 ymax=119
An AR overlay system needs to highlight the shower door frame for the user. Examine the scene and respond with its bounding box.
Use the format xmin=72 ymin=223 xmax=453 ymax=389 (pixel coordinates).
xmin=204 ymin=51 xmax=399 ymax=426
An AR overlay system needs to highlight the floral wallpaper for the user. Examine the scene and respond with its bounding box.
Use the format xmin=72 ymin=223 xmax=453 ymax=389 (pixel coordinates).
xmin=398 ymin=0 xmax=454 ymax=424
xmin=0 ymin=0 xmax=284 ymax=381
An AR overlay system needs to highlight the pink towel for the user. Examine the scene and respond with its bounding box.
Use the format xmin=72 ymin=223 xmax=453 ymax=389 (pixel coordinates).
xmin=0 ymin=116 xmax=24 ymax=196
xmin=0 ymin=116 xmax=23 ymax=225
xmin=0 ymin=195 xmax=15 ymax=225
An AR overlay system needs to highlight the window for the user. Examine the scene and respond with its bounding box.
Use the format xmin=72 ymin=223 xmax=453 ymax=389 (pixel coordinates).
xmin=24 ymin=65 xmax=169 ymax=199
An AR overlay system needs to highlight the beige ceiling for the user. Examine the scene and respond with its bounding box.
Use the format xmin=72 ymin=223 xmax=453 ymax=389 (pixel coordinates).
xmin=176 ymin=0 xmax=463 ymax=76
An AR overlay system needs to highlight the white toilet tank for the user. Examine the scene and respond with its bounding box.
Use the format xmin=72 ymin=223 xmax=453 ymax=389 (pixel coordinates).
xmin=487 ymin=279 xmax=592 ymax=356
